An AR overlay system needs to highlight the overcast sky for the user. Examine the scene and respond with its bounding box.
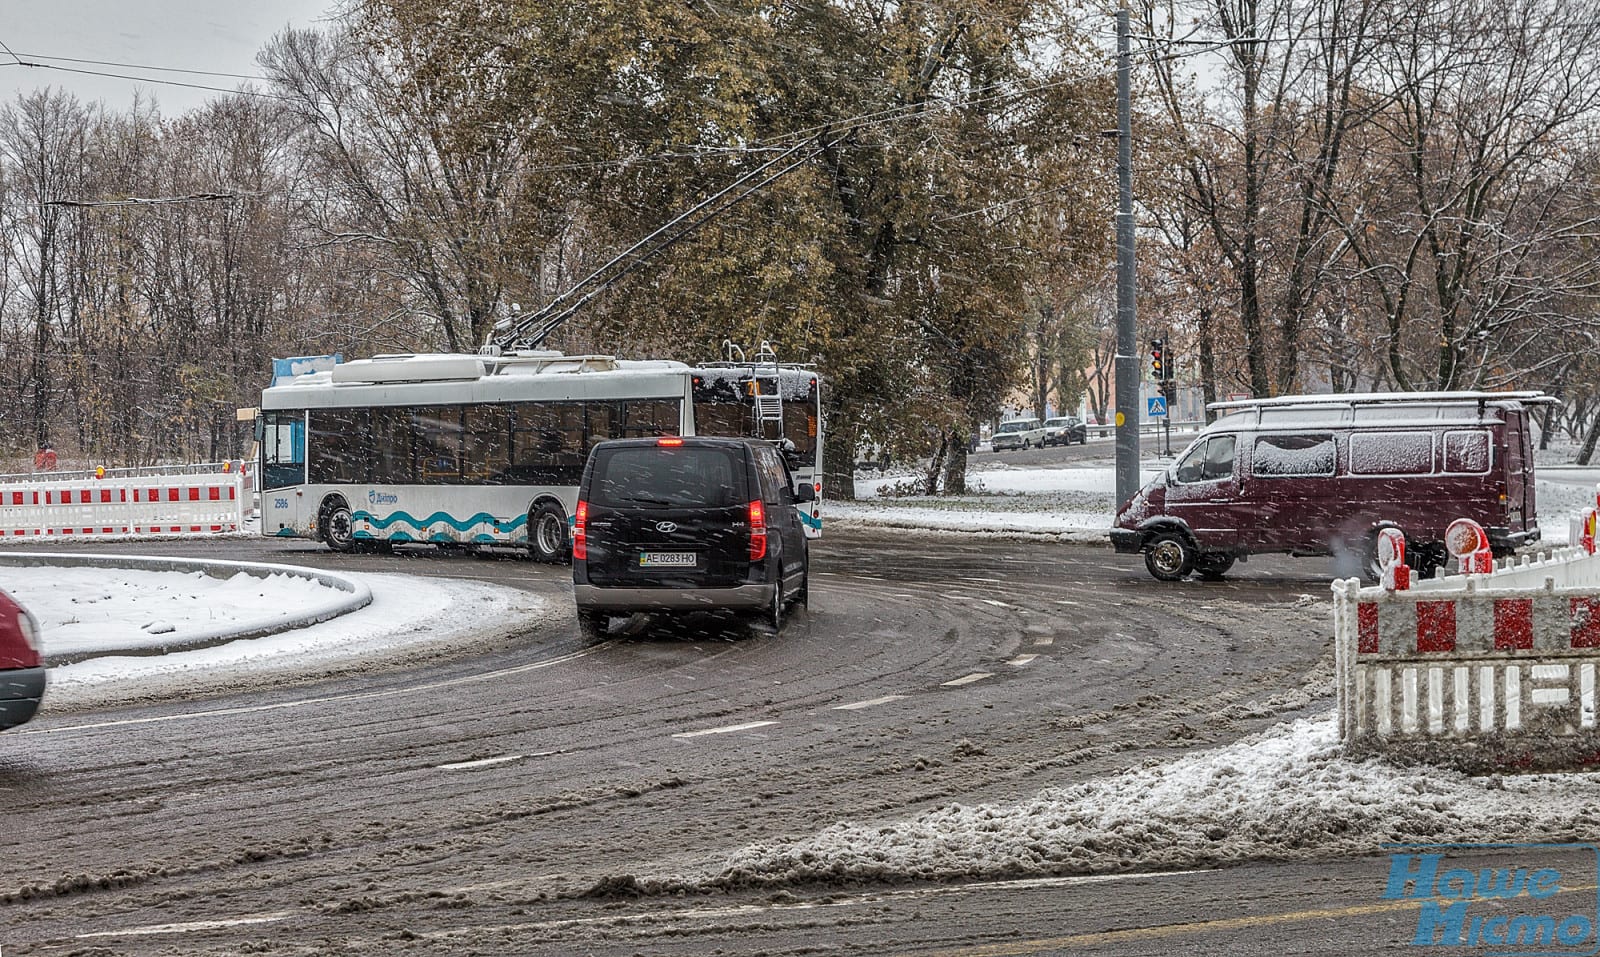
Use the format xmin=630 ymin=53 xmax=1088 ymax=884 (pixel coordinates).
xmin=0 ymin=0 xmax=335 ymax=115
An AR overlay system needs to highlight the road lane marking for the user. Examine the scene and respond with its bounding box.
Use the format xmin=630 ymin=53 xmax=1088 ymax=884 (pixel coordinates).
xmin=960 ymin=577 xmax=1006 ymax=583
xmin=1008 ymin=655 xmax=1038 ymax=666
xmin=942 ymin=673 xmax=992 ymax=687
xmin=19 ymin=643 xmax=616 ymax=736
xmin=833 ymin=695 xmax=907 ymax=711
xmin=672 ymin=720 xmax=777 ymax=738
xmin=913 ymin=881 xmax=1600 ymax=956
xmin=78 ymin=912 xmax=296 ymax=938
xmin=416 ymin=871 xmax=1216 ymax=940
xmin=438 ymin=754 xmax=523 ymax=770
xmin=1032 ymin=636 xmax=1054 ymax=646
xmin=980 ymin=599 xmax=1011 ymax=608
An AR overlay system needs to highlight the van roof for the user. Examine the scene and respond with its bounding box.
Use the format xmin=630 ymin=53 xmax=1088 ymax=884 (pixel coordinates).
xmin=1208 ymin=390 xmax=1549 ymax=413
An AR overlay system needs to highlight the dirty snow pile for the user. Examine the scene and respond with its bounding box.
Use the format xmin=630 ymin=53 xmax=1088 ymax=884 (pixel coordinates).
xmin=699 ymin=713 xmax=1600 ymax=889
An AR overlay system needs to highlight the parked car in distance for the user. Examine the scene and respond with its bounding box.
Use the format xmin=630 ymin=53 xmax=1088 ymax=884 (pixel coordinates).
xmin=1043 ymin=416 xmax=1088 ymax=446
xmin=0 ymin=587 xmax=44 ymax=731
xmin=572 ymin=436 xmax=811 ymax=634
xmin=991 ymin=418 xmax=1048 ymax=451
xmin=1111 ymin=391 xmax=1547 ymax=582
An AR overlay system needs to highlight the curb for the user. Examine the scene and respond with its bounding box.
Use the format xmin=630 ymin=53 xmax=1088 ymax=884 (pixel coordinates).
xmin=0 ymin=553 xmax=374 ymax=666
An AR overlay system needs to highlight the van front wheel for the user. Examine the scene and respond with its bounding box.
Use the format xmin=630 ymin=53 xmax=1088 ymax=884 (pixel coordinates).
xmin=1145 ymin=531 xmax=1196 ymax=581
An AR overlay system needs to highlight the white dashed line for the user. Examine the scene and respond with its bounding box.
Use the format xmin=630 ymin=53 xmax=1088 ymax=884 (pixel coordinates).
xmin=833 ymin=695 xmax=907 ymax=711
xmin=438 ymin=754 xmax=524 ymax=771
xmin=78 ymin=913 xmax=296 ymax=939
xmin=672 ymin=720 xmax=778 ymax=739
xmin=1032 ymin=636 xmax=1054 ymax=646
xmin=1009 ymin=654 xmax=1038 ymax=666
xmin=942 ymin=673 xmax=993 ymax=687
xmin=981 ymin=599 xmax=1011 ymax=608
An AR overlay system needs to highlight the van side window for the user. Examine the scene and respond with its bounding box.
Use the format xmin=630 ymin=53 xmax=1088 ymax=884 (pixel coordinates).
xmin=1203 ymin=435 xmax=1235 ymax=480
xmin=1443 ymin=430 xmax=1491 ymax=474
xmin=1173 ymin=437 xmax=1233 ymax=484
xmin=1252 ymin=434 xmax=1335 ymax=478
xmin=1349 ymin=431 xmax=1434 ymax=476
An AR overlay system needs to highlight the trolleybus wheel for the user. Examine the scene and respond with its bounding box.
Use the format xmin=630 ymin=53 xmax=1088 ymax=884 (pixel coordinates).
xmin=319 ymin=497 xmax=357 ymax=553
xmin=529 ymin=501 xmax=570 ymax=564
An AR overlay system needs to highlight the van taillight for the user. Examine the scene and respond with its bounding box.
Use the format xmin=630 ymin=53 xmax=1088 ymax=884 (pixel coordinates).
xmin=573 ymin=500 xmax=589 ymax=560
xmin=749 ymin=499 xmax=767 ymax=561
xmin=657 ymin=437 xmax=684 ymax=447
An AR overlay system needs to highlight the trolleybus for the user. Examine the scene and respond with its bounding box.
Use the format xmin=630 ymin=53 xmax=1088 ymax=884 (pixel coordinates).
xmin=257 ymin=350 xmax=822 ymax=560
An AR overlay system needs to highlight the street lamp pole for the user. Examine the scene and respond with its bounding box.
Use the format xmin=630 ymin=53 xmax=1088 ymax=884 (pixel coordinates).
xmin=1114 ymin=1 xmax=1140 ymax=507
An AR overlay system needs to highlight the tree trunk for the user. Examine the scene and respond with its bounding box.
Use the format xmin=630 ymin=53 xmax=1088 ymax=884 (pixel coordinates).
xmin=823 ymin=422 xmax=856 ymax=501
xmin=1578 ymin=407 xmax=1600 ymax=466
xmin=942 ymin=427 xmax=969 ymax=494
xmin=923 ymin=432 xmax=949 ymax=495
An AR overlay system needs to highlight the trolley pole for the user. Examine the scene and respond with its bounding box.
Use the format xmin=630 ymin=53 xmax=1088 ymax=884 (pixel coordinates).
xmin=1114 ymin=2 xmax=1140 ymax=507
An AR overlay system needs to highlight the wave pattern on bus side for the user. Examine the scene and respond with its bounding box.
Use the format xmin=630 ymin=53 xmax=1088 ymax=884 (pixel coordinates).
xmin=353 ymin=509 xmax=527 ymax=538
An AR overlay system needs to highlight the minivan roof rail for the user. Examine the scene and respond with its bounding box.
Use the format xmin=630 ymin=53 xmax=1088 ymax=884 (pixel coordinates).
xmin=1208 ymin=390 xmax=1553 ymax=412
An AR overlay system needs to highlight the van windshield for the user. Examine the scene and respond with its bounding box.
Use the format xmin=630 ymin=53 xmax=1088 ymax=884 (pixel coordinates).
xmin=590 ymin=446 xmax=747 ymax=508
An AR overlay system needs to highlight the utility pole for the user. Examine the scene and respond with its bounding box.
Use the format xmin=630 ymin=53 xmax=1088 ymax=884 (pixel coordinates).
xmin=1114 ymin=1 xmax=1140 ymax=506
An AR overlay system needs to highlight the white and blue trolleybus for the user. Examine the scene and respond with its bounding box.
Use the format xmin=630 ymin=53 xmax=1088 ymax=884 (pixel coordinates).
xmin=258 ymin=349 xmax=823 ymax=560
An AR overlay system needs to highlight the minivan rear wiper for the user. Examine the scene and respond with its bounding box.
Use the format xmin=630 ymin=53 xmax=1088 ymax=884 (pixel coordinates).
xmin=614 ymin=495 xmax=677 ymax=506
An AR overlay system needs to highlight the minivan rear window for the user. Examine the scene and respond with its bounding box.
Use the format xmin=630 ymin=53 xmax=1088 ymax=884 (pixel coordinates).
xmin=590 ymin=446 xmax=747 ymax=508
xmin=1252 ymin=434 xmax=1336 ymax=477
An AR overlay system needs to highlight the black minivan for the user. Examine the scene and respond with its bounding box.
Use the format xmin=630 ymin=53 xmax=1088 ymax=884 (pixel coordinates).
xmin=572 ymin=436 xmax=813 ymax=634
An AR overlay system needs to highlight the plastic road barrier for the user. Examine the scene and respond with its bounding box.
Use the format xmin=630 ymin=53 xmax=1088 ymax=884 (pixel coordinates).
xmin=1335 ymin=539 xmax=1600 ymax=772
xmin=0 ymin=471 xmax=245 ymax=538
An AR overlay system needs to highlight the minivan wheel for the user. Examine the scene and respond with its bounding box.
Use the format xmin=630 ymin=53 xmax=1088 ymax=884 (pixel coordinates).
xmin=529 ymin=502 xmax=569 ymax=564
xmin=758 ymin=582 xmax=784 ymax=633
xmin=1144 ymin=531 xmax=1196 ymax=581
xmin=577 ymin=611 xmax=609 ymax=639
xmin=319 ymin=498 xmax=357 ymax=553
xmin=1193 ymin=552 xmax=1235 ymax=581
xmin=795 ymin=550 xmax=810 ymax=608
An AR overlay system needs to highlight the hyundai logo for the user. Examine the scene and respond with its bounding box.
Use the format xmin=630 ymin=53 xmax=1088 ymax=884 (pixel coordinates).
xmin=655 ymin=521 xmax=678 ymax=533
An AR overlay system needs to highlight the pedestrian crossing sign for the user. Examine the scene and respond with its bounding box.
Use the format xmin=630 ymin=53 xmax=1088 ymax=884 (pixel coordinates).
xmin=1147 ymin=396 xmax=1168 ymax=418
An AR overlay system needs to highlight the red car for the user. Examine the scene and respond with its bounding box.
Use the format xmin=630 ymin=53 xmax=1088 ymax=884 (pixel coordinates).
xmin=0 ymin=587 xmax=44 ymax=730
xmin=1112 ymin=392 xmax=1546 ymax=581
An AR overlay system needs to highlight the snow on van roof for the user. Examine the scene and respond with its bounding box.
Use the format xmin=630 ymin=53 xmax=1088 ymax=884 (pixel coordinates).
xmin=1208 ymin=390 xmax=1549 ymax=412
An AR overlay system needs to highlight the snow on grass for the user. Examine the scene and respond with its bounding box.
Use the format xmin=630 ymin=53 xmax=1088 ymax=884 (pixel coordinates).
xmin=699 ymin=712 xmax=1600 ymax=889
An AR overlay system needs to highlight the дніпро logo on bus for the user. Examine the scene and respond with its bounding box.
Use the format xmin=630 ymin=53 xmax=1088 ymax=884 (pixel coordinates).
xmin=1384 ymin=844 xmax=1600 ymax=954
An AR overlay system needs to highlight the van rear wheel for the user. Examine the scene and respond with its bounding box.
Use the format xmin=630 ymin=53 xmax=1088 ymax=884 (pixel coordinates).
xmin=1193 ymin=553 xmax=1235 ymax=581
xmin=1144 ymin=531 xmax=1196 ymax=581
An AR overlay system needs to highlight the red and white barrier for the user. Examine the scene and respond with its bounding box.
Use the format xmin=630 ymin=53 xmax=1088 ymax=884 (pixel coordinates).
xmin=1335 ymin=531 xmax=1600 ymax=771
xmin=0 ymin=471 xmax=246 ymax=539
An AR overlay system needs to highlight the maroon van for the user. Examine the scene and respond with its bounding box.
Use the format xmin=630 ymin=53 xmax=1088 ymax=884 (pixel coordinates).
xmin=1111 ymin=392 xmax=1547 ymax=581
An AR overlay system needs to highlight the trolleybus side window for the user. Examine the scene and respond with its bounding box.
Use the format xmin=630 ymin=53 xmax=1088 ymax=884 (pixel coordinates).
xmin=308 ymin=407 xmax=370 ymax=484
xmin=369 ymin=406 xmax=416 ymax=484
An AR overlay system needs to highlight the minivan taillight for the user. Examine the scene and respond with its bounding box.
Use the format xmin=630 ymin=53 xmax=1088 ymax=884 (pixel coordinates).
xmin=749 ymin=499 xmax=767 ymax=562
xmin=573 ymin=500 xmax=589 ymax=561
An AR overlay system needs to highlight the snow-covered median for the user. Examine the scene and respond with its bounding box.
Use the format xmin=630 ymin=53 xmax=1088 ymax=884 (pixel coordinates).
xmin=2 ymin=565 xmax=550 ymax=711
xmin=695 ymin=712 xmax=1600 ymax=889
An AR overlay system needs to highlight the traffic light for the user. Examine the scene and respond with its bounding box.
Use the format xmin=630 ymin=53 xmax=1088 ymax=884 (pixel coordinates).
xmin=1150 ymin=339 xmax=1165 ymax=380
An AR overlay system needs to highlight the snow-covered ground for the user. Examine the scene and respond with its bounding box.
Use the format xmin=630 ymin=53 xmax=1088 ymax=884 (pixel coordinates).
xmin=667 ymin=710 xmax=1600 ymax=889
xmin=5 ymin=564 xmax=549 ymax=712
xmin=834 ymin=458 xmax=1600 ymax=547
